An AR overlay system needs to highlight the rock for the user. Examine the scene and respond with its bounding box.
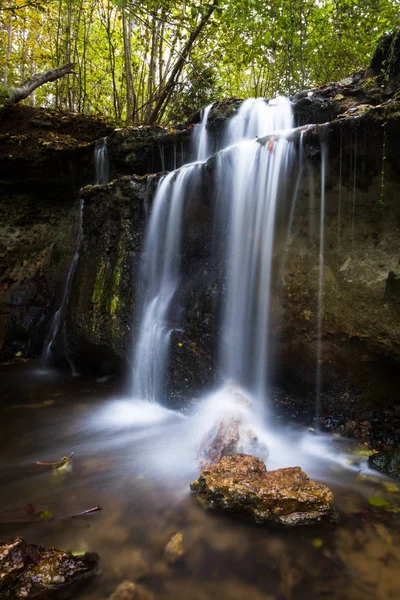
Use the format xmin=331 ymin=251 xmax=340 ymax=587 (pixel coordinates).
xmin=163 ymin=532 xmax=184 ymax=565
xmin=340 ymin=420 xmax=372 ymax=441
xmin=190 ymin=454 xmax=337 ymax=526
xmin=368 ymin=452 xmax=400 ymax=480
xmin=0 ymin=536 xmax=99 ymax=599
xmin=384 ymin=269 xmax=400 ymax=306
xmin=108 ymin=581 xmax=156 ymax=600
xmin=196 ymin=384 xmax=268 ymax=469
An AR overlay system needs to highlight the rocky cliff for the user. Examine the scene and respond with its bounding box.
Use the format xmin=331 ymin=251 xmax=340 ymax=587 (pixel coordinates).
xmin=1 ymin=33 xmax=399 ymax=422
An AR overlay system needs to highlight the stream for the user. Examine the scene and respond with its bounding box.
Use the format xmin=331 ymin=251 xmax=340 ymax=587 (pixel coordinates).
xmin=1 ymin=363 xmax=399 ymax=600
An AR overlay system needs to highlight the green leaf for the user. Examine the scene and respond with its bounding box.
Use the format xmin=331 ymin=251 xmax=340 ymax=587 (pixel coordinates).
xmin=368 ymin=496 xmax=391 ymax=508
xmin=39 ymin=510 xmax=54 ymax=520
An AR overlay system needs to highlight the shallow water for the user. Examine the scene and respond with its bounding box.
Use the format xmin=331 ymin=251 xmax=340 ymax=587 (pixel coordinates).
xmin=1 ymin=363 xmax=400 ymax=600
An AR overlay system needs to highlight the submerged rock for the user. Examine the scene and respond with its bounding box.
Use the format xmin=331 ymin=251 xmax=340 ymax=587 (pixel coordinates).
xmin=190 ymin=454 xmax=337 ymax=526
xmin=368 ymin=452 xmax=400 ymax=480
xmin=163 ymin=532 xmax=184 ymax=565
xmin=0 ymin=536 xmax=99 ymax=599
xmin=108 ymin=581 xmax=156 ymax=600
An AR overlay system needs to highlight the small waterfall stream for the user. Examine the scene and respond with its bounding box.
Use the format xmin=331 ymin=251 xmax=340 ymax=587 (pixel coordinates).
xmin=192 ymin=103 xmax=213 ymax=160
xmin=94 ymin=137 xmax=109 ymax=185
xmin=41 ymin=199 xmax=84 ymax=365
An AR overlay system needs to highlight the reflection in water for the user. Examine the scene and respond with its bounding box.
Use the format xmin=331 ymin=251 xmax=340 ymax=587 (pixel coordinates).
xmin=1 ymin=365 xmax=400 ymax=600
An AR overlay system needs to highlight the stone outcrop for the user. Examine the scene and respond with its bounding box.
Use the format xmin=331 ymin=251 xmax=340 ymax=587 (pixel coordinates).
xmin=0 ymin=536 xmax=99 ymax=599
xmin=190 ymin=454 xmax=337 ymax=526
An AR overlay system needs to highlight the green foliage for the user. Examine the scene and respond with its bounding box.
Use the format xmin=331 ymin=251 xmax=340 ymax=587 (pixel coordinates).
xmin=0 ymin=83 xmax=12 ymax=105
xmin=0 ymin=0 xmax=399 ymax=123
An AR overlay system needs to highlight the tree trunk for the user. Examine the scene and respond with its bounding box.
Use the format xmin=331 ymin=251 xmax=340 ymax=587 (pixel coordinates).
xmin=148 ymin=1 xmax=217 ymax=124
xmin=8 ymin=63 xmax=75 ymax=104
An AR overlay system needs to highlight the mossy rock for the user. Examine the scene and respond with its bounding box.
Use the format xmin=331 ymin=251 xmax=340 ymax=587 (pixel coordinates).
xmin=0 ymin=536 xmax=99 ymax=599
xmin=368 ymin=453 xmax=400 ymax=480
xmin=191 ymin=454 xmax=338 ymax=526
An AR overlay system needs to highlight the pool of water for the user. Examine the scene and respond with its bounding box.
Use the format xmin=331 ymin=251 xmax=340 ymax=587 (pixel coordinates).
xmin=1 ymin=363 xmax=400 ymax=600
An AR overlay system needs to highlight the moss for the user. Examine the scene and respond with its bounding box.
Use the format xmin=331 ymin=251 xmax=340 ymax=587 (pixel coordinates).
xmin=110 ymin=294 xmax=119 ymax=316
xmin=91 ymin=263 xmax=106 ymax=305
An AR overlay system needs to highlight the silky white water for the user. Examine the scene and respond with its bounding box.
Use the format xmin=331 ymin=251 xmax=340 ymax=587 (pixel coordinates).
xmin=215 ymin=97 xmax=296 ymax=407
xmin=132 ymin=164 xmax=201 ymax=401
xmin=130 ymin=98 xmax=330 ymax=468
xmin=192 ymin=102 xmax=213 ymax=160
xmin=94 ymin=137 xmax=109 ymax=185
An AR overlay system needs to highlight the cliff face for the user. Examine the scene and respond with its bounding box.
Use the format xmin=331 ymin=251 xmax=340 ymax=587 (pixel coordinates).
xmin=1 ymin=34 xmax=400 ymax=416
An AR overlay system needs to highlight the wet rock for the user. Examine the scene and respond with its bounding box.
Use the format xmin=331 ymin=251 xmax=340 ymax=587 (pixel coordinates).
xmin=190 ymin=454 xmax=337 ymax=526
xmin=163 ymin=532 xmax=184 ymax=565
xmin=340 ymin=420 xmax=372 ymax=441
xmin=384 ymin=268 xmax=400 ymax=306
xmin=108 ymin=581 xmax=156 ymax=600
xmin=0 ymin=536 xmax=99 ymax=599
xmin=196 ymin=385 xmax=267 ymax=469
xmin=106 ymin=125 xmax=190 ymax=177
xmin=368 ymin=452 xmax=400 ymax=480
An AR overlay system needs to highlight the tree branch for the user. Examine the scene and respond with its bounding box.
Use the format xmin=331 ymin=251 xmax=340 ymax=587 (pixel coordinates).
xmin=8 ymin=62 xmax=75 ymax=103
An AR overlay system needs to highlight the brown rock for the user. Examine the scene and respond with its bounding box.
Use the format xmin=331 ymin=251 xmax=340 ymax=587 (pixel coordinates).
xmin=196 ymin=384 xmax=267 ymax=469
xmin=190 ymin=454 xmax=337 ymax=526
xmin=108 ymin=581 xmax=156 ymax=600
xmin=0 ymin=536 xmax=99 ymax=599
xmin=163 ymin=532 xmax=184 ymax=565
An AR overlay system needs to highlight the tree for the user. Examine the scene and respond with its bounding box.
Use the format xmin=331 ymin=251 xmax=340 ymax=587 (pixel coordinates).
xmin=0 ymin=0 xmax=399 ymax=123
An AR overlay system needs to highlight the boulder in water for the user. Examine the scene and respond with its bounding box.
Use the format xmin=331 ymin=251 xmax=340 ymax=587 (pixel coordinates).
xmin=190 ymin=454 xmax=337 ymax=526
xmin=368 ymin=452 xmax=400 ymax=480
xmin=0 ymin=536 xmax=99 ymax=599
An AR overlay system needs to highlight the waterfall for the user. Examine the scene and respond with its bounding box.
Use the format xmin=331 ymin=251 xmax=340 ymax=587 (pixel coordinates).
xmin=41 ymin=199 xmax=84 ymax=366
xmin=215 ymin=98 xmax=295 ymax=404
xmin=94 ymin=138 xmax=109 ymax=185
xmin=132 ymin=165 xmax=201 ymax=402
xmin=192 ymin=103 xmax=213 ymax=161
xmin=131 ymin=97 xmax=311 ymax=409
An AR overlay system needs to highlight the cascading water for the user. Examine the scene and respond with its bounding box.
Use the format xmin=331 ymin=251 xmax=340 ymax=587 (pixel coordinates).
xmin=132 ymin=165 xmax=201 ymax=402
xmin=131 ymin=96 xmax=300 ymax=412
xmin=192 ymin=103 xmax=213 ymax=160
xmin=41 ymin=199 xmax=84 ymax=366
xmin=94 ymin=137 xmax=109 ymax=185
xmin=215 ymin=98 xmax=296 ymax=405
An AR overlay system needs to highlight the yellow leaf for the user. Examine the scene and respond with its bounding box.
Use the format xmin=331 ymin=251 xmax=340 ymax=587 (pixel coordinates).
xmin=382 ymin=481 xmax=400 ymax=493
xmin=312 ymin=538 xmax=324 ymax=548
xmin=178 ymin=342 xmax=183 ymax=347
